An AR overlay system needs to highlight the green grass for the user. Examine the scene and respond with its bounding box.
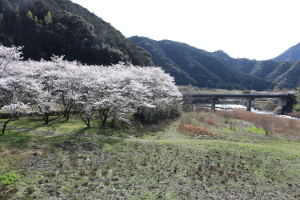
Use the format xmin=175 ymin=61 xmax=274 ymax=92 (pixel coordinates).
xmin=223 ymin=127 xmax=238 ymax=132
xmin=5 ymin=117 xmax=129 ymax=138
xmin=244 ymin=126 xmax=266 ymax=134
xmin=1 ymin=113 xmax=300 ymax=199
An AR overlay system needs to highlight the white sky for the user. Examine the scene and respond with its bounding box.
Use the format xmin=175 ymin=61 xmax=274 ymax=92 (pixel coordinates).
xmin=71 ymin=0 xmax=300 ymax=60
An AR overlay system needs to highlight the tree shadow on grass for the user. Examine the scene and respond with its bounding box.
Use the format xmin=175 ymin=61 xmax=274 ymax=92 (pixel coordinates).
xmin=13 ymin=117 xmax=47 ymax=129
xmin=72 ymin=126 xmax=128 ymax=138
xmin=48 ymin=134 xmax=123 ymax=152
xmin=0 ymin=130 xmax=34 ymax=149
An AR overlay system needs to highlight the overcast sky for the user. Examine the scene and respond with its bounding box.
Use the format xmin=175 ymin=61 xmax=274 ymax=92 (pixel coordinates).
xmin=71 ymin=0 xmax=300 ymax=60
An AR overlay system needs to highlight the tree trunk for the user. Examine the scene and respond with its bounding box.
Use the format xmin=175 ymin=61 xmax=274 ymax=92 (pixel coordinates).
xmin=2 ymin=118 xmax=13 ymax=135
xmin=87 ymin=119 xmax=91 ymax=129
xmin=42 ymin=113 xmax=50 ymax=124
xmin=99 ymin=109 xmax=110 ymax=128
xmin=111 ymin=116 xmax=116 ymax=128
xmin=79 ymin=113 xmax=91 ymax=128
xmin=65 ymin=112 xmax=70 ymax=121
xmin=42 ymin=113 xmax=62 ymax=124
xmin=101 ymin=116 xmax=108 ymax=128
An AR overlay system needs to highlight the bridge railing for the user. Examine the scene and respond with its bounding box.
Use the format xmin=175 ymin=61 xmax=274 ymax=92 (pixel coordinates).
xmin=182 ymin=93 xmax=295 ymax=98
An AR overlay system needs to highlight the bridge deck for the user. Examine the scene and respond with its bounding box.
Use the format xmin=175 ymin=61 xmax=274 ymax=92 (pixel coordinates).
xmin=182 ymin=93 xmax=295 ymax=98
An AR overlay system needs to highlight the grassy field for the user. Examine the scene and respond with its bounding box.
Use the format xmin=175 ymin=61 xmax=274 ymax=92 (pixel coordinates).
xmin=1 ymin=110 xmax=300 ymax=199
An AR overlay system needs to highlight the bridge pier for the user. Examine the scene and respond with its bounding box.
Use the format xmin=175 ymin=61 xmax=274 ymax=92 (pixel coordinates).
xmin=245 ymin=98 xmax=254 ymax=111
xmin=210 ymin=98 xmax=218 ymax=110
xmin=278 ymin=97 xmax=287 ymax=107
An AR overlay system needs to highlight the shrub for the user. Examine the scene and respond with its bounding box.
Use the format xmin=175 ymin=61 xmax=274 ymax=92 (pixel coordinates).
xmin=242 ymin=90 xmax=251 ymax=94
xmin=195 ymin=111 xmax=219 ymax=127
xmin=134 ymin=100 xmax=181 ymax=124
xmin=293 ymin=104 xmax=300 ymax=111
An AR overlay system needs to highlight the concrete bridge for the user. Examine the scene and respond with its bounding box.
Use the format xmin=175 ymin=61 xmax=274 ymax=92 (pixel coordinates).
xmin=182 ymin=93 xmax=296 ymax=111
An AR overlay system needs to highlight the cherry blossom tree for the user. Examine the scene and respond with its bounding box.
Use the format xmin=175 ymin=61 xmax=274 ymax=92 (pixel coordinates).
xmin=26 ymin=60 xmax=63 ymax=124
xmin=132 ymin=66 xmax=182 ymax=123
xmin=0 ymin=59 xmax=41 ymax=135
xmin=1 ymin=103 xmax=29 ymax=135
xmin=48 ymin=56 xmax=82 ymax=121
xmin=0 ymin=48 xmax=182 ymax=130
xmin=89 ymin=65 xmax=154 ymax=127
xmin=0 ymin=45 xmax=23 ymax=78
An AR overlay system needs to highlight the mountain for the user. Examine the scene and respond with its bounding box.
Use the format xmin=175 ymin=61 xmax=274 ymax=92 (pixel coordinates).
xmin=0 ymin=0 xmax=152 ymax=66
xmin=1 ymin=0 xmax=295 ymax=90
xmin=130 ymin=36 xmax=272 ymax=90
xmin=272 ymin=42 xmax=300 ymax=62
xmin=211 ymin=50 xmax=300 ymax=89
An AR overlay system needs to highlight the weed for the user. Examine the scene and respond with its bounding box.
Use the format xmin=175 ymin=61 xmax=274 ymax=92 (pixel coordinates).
xmin=0 ymin=185 xmax=18 ymax=199
xmin=91 ymin=165 xmax=99 ymax=176
xmin=70 ymin=155 xmax=79 ymax=167
xmin=0 ymin=171 xmax=19 ymax=185
xmin=26 ymin=187 xmax=35 ymax=195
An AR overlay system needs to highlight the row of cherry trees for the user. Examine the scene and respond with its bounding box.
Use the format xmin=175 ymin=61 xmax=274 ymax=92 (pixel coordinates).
xmin=0 ymin=46 xmax=182 ymax=134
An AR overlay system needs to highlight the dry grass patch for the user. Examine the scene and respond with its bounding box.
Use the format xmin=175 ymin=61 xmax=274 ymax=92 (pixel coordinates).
xmin=178 ymin=124 xmax=215 ymax=137
xmin=1 ymin=148 xmax=11 ymax=155
xmin=29 ymin=150 xmax=43 ymax=156
xmin=215 ymin=109 xmax=300 ymax=139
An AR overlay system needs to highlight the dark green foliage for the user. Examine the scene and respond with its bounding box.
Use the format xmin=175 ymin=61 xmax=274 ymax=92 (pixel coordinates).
xmin=272 ymin=60 xmax=300 ymax=89
xmin=216 ymin=82 xmax=247 ymax=90
xmin=134 ymin=100 xmax=181 ymax=124
xmin=251 ymin=60 xmax=287 ymax=78
xmin=230 ymin=58 xmax=257 ymax=74
xmin=0 ymin=0 xmax=153 ymax=66
xmin=212 ymin=50 xmax=300 ymax=89
xmin=242 ymin=90 xmax=251 ymax=94
xmin=130 ymin=36 xmax=272 ymax=90
xmin=130 ymin=36 xmax=198 ymax=86
xmin=273 ymin=42 xmax=300 ymax=62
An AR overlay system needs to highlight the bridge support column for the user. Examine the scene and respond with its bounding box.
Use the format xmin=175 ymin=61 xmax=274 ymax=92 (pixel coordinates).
xmin=210 ymin=98 xmax=218 ymax=110
xmin=245 ymin=98 xmax=254 ymax=111
xmin=278 ymin=97 xmax=287 ymax=107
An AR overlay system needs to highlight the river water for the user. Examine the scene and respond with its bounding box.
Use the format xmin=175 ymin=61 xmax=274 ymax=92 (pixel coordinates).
xmin=200 ymin=104 xmax=299 ymax=120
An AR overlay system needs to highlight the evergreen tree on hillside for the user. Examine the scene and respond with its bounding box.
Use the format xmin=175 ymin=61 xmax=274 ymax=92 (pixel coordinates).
xmin=0 ymin=0 xmax=153 ymax=66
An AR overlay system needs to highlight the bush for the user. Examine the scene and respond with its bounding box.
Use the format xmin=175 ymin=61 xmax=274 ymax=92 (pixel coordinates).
xmin=134 ymin=100 xmax=181 ymax=124
xmin=242 ymin=90 xmax=251 ymax=94
xmin=293 ymin=104 xmax=300 ymax=111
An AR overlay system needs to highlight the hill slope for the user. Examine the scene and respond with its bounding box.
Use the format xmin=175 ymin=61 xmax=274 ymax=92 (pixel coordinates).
xmin=272 ymin=42 xmax=300 ymax=62
xmin=211 ymin=50 xmax=300 ymax=89
xmin=0 ymin=0 xmax=152 ymax=66
xmin=130 ymin=37 xmax=272 ymax=90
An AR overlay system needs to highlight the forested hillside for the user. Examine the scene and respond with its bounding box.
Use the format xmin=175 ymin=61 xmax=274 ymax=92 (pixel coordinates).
xmin=211 ymin=50 xmax=300 ymax=89
xmin=0 ymin=0 xmax=152 ymax=66
xmin=130 ymin=36 xmax=272 ymax=90
xmin=272 ymin=42 xmax=300 ymax=62
xmin=2 ymin=0 xmax=299 ymax=90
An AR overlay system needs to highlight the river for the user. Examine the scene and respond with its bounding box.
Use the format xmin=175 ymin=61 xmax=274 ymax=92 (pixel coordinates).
xmin=200 ymin=103 xmax=299 ymax=120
